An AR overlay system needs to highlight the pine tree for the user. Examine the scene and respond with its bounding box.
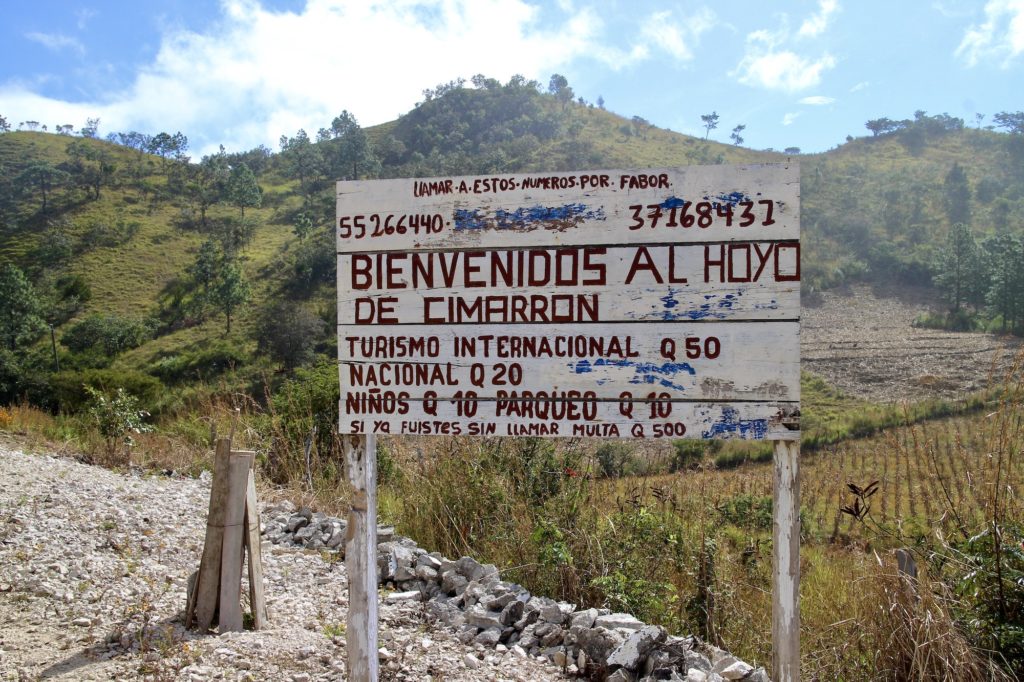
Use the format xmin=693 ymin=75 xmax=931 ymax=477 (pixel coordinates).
xmin=0 ymin=263 xmax=44 ymax=350
xmin=227 ymin=162 xmax=261 ymax=218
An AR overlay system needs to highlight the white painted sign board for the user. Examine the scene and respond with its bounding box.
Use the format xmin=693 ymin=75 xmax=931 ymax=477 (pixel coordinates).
xmin=336 ymin=164 xmax=802 ymax=682
xmin=337 ymin=164 xmax=800 ymax=439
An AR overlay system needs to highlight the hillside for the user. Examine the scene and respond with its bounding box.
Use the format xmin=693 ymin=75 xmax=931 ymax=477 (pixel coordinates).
xmin=1 ymin=76 xmax=1022 ymax=414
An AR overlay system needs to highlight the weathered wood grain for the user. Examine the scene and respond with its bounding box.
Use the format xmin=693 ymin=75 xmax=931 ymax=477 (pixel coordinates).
xmin=773 ymin=439 xmax=801 ymax=682
xmin=217 ymin=450 xmax=253 ymax=633
xmin=344 ymin=435 xmax=379 ymax=682
xmin=192 ymin=438 xmax=232 ymax=631
xmin=242 ymin=458 xmax=267 ymax=630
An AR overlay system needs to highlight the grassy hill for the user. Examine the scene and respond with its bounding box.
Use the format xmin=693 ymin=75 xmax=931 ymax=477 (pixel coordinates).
xmin=2 ymin=78 xmax=1023 ymax=680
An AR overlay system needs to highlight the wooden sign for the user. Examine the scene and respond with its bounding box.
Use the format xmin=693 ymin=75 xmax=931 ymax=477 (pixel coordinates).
xmin=336 ymin=164 xmax=803 ymax=682
xmin=337 ymin=164 xmax=799 ymax=440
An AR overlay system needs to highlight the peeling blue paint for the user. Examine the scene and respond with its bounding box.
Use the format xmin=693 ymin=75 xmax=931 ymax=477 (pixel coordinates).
xmin=659 ymin=196 xmax=687 ymax=210
xmin=454 ymin=204 xmax=606 ymax=231
xmin=454 ymin=208 xmax=486 ymax=230
xmin=660 ymin=289 xmax=680 ymax=310
xmin=702 ymin=406 xmax=769 ymax=439
xmin=711 ymin=191 xmax=750 ymax=206
xmin=569 ymin=358 xmax=696 ymax=392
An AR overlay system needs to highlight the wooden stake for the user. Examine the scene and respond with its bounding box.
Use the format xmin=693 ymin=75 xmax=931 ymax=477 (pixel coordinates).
xmin=218 ymin=450 xmax=253 ymax=632
xmin=772 ymin=438 xmax=801 ymax=682
xmin=191 ymin=438 xmax=233 ymax=630
xmin=243 ymin=458 xmax=268 ymax=629
xmin=344 ymin=434 xmax=379 ymax=682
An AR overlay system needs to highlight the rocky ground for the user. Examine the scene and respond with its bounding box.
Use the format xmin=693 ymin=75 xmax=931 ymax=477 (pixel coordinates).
xmin=802 ymin=284 xmax=1022 ymax=403
xmin=0 ymin=441 xmax=571 ymax=682
xmin=0 ymin=441 xmax=761 ymax=682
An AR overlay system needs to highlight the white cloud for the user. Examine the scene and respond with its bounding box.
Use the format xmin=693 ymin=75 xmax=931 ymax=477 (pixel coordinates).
xmin=849 ymin=80 xmax=869 ymax=92
xmin=956 ymin=0 xmax=1024 ymax=67
xmin=76 ymin=8 xmax=97 ymax=30
xmin=733 ymin=40 xmax=836 ymax=92
xmin=799 ymin=95 xmax=835 ymax=105
xmin=797 ymin=0 xmax=839 ymax=38
xmin=25 ymin=31 xmax=86 ymax=56
xmin=1 ymin=0 xmax=631 ymax=157
xmin=640 ymin=7 xmax=715 ymax=63
xmin=732 ymin=7 xmax=837 ymax=92
xmin=782 ymin=112 xmax=800 ymax=126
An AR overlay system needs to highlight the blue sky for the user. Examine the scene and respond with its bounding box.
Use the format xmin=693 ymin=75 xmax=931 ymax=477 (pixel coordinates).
xmin=0 ymin=0 xmax=1021 ymax=158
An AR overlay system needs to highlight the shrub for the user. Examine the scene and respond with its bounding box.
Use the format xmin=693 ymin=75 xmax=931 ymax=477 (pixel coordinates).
xmin=62 ymin=314 xmax=154 ymax=356
xmin=594 ymin=441 xmax=633 ymax=477
xmin=85 ymin=385 xmax=152 ymax=462
xmin=50 ymin=368 xmax=162 ymax=413
xmin=147 ymin=342 xmax=246 ymax=384
xmin=671 ymin=439 xmax=722 ymax=471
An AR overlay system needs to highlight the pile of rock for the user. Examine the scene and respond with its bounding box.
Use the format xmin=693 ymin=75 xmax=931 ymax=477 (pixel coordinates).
xmin=261 ymin=503 xmax=395 ymax=549
xmin=262 ymin=502 xmax=769 ymax=682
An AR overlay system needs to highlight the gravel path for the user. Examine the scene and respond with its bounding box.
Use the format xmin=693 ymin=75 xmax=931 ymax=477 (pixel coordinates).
xmin=0 ymin=439 xmax=567 ymax=682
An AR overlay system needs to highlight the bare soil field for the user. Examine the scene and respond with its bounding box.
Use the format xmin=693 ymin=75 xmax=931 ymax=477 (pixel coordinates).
xmin=802 ymin=285 xmax=1022 ymax=403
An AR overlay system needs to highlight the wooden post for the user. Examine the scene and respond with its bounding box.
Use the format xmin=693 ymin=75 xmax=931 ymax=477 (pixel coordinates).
xmin=218 ymin=450 xmax=253 ymax=632
xmin=244 ymin=459 xmax=268 ymax=629
xmin=344 ymin=434 xmax=378 ymax=682
xmin=772 ymin=438 xmax=801 ymax=682
xmin=191 ymin=438 xmax=232 ymax=630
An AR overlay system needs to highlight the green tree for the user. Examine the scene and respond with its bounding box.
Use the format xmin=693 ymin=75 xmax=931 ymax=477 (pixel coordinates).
xmin=186 ymin=148 xmax=229 ymax=228
xmin=323 ymin=112 xmax=379 ymax=181
xmin=701 ymin=111 xmax=719 ymax=139
xmin=0 ymin=115 xmax=10 ymax=133
xmin=934 ymin=223 xmax=985 ymax=314
xmin=279 ymin=129 xmax=324 ymax=200
xmin=0 ymin=263 xmax=45 ymax=350
xmin=293 ymin=212 xmax=314 ymax=241
xmin=254 ymin=302 xmax=325 ymax=370
xmin=984 ymin=234 xmax=1024 ymax=334
xmin=15 ymin=162 xmax=70 ymax=213
xmin=227 ymin=162 xmax=261 ymax=218
xmin=548 ymin=73 xmax=574 ymax=110
xmin=65 ymin=139 xmax=116 ymax=200
xmin=992 ymin=111 xmax=1024 ymax=135
xmin=730 ymin=124 xmax=745 ymax=146
xmin=944 ymin=162 xmax=971 ymax=226
xmin=211 ymin=261 xmax=250 ymax=333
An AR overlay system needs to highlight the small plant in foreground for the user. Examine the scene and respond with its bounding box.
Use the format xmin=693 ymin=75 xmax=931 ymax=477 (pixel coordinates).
xmin=85 ymin=385 xmax=152 ymax=464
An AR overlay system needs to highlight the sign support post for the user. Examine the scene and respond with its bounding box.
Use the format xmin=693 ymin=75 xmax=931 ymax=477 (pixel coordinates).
xmin=772 ymin=437 xmax=801 ymax=682
xmin=344 ymin=433 xmax=379 ymax=682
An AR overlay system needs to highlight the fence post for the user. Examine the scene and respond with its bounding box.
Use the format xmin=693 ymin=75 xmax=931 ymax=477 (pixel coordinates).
xmin=773 ymin=438 xmax=801 ymax=682
xmin=344 ymin=434 xmax=378 ymax=682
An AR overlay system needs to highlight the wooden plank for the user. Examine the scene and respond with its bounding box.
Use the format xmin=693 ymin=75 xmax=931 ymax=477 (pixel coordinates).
xmin=217 ymin=450 xmax=253 ymax=633
xmin=337 ymin=243 xmax=799 ymax=325
xmin=338 ymin=322 xmax=799 ymax=402
xmin=336 ymin=163 xmax=799 ymax=252
xmin=192 ymin=438 xmax=232 ymax=631
xmin=773 ymin=439 xmax=801 ymax=682
xmin=344 ymin=434 xmax=379 ymax=682
xmin=340 ymin=399 xmax=797 ymax=440
xmin=242 ymin=457 xmax=268 ymax=630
